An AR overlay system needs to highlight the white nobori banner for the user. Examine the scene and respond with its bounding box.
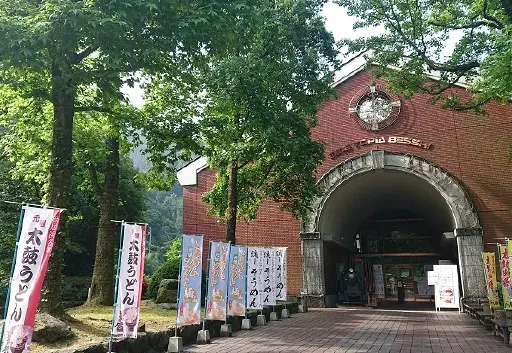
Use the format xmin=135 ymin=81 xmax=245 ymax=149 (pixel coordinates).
xmin=246 ymin=247 xmax=263 ymax=310
xmin=275 ymin=247 xmax=287 ymax=300
xmin=1 ymin=206 xmax=62 ymax=353
xmin=112 ymin=223 xmax=147 ymax=338
xmin=262 ymin=248 xmax=276 ymax=306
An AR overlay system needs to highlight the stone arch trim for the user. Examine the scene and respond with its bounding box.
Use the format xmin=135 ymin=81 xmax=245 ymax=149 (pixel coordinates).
xmin=302 ymin=150 xmax=480 ymax=233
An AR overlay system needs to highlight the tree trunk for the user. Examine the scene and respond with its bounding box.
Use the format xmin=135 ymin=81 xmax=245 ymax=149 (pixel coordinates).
xmin=88 ymin=135 xmax=120 ymax=305
xmin=40 ymin=64 xmax=75 ymax=316
xmin=225 ymin=161 xmax=238 ymax=244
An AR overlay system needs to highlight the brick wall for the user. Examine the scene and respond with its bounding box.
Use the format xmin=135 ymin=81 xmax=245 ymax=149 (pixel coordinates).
xmin=183 ymin=68 xmax=512 ymax=295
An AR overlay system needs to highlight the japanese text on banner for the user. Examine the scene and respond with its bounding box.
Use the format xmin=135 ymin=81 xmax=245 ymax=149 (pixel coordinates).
xmin=112 ymin=223 xmax=146 ymax=338
xmin=262 ymin=248 xmax=276 ymax=306
xmin=482 ymin=252 xmax=500 ymax=309
xmin=275 ymin=247 xmax=287 ymax=300
xmin=499 ymin=244 xmax=512 ymax=310
xmin=227 ymin=246 xmax=247 ymax=317
xmin=206 ymin=242 xmax=230 ymax=321
xmin=247 ymin=247 xmax=263 ymax=310
xmin=1 ymin=206 xmax=61 ymax=353
xmin=177 ymin=235 xmax=203 ymax=326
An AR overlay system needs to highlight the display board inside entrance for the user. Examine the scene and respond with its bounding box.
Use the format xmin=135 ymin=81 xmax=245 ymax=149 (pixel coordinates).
xmin=432 ymin=265 xmax=460 ymax=311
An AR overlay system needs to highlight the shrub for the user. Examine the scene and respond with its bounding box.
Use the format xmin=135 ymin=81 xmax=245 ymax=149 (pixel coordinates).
xmin=148 ymin=257 xmax=181 ymax=300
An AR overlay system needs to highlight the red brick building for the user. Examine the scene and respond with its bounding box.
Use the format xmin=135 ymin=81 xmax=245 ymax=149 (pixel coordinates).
xmin=178 ymin=61 xmax=512 ymax=307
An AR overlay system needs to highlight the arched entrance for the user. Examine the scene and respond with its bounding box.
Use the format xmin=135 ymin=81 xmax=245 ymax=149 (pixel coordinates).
xmin=301 ymin=150 xmax=486 ymax=307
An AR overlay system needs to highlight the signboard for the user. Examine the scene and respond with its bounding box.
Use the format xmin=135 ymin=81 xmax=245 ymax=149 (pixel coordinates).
xmin=112 ymin=223 xmax=147 ymax=338
xmin=372 ymin=264 xmax=385 ymax=299
xmin=275 ymin=247 xmax=287 ymax=300
xmin=499 ymin=244 xmax=512 ymax=310
xmin=247 ymin=247 xmax=263 ymax=310
xmin=177 ymin=235 xmax=203 ymax=326
xmin=482 ymin=252 xmax=500 ymax=309
xmin=300 ymin=289 xmax=308 ymax=295
xmin=1 ymin=206 xmax=62 ymax=353
xmin=206 ymin=241 xmax=230 ymax=321
xmin=433 ymin=265 xmax=460 ymax=310
xmin=227 ymin=245 xmax=247 ymax=317
xmin=262 ymin=248 xmax=276 ymax=306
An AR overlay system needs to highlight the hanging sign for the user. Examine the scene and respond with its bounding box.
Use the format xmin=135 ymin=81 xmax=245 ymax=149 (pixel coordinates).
xmin=433 ymin=265 xmax=460 ymax=310
xmin=262 ymin=248 xmax=276 ymax=306
xmin=177 ymin=235 xmax=204 ymax=326
xmin=275 ymin=247 xmax=287 ymax=300
xmin=112 ymin=223 xmax=146 ymax=338
xmin=1 ymin=206 xmax=62 ymax=353
xmin=247 ymin=247 xmax=263 ymax=310
xmin=482 ymin=252 xmax=500 ymax=309
xmin=227 ymin=246 xmax=247 ymax=317
xmin=499 ymin=244 xmax=512 ymax=310
xmin=206 ymin=241 xmax=230 ymax=321
xmin=372 ymin=264 xmax=385 ymax=299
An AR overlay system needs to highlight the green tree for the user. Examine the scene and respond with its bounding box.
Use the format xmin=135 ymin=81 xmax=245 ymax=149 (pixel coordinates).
xmin=336 ymin=0 xmax=512 ymax=111
xmin=144 ymin=0 xmax=339 ymax=243
xmin=0 ymin=0 xmax=258 ymax=314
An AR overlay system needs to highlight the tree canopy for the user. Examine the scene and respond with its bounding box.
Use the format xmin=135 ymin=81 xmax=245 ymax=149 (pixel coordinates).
xmin=337 ymin=0 xmax=512 ymax=111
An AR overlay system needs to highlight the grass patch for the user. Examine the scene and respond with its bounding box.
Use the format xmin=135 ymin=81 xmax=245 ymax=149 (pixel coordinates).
xmin=31 ymin=300 xmax=176 ymax=353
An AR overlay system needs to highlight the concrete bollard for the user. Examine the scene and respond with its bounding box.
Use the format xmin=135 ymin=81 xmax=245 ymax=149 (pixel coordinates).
xmin=256 ymin=314 xmax=267 ymax=326
xmin=269 ymin=312 xmax=279 ymax=321
xmin=241 ymin=318 xmax=252 ymax=330
xmin=281 ymin=308 xmax=290 ymax=318
xmin=220 ymin=324 xmax=233 ymax=337
xmin=167 ymin=336 xmax=183 ymax=353
xmin=196 ymin=330 xmax=211 ymax=344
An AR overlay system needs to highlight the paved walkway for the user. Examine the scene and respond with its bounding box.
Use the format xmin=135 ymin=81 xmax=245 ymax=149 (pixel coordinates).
xmin=185 ymin=307 xmax=512 ymax=353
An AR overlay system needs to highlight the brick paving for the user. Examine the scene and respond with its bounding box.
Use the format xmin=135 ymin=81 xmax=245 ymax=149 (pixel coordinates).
xmin=185 ymin=307 xmax=512 ymax=353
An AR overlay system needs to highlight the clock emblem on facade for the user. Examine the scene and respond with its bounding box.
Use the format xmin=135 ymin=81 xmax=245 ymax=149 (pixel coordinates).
xmin=348 ymin=85 xmax=401 ymax=131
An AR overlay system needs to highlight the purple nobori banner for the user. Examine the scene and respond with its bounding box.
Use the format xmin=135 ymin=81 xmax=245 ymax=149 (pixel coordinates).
xmin=275 ymin=247 xmax=287 ymax=300
xmin=206 ymin=241 xmax=230 ymax=321
xmin=177 ymin=235 xmax=203 ymax=326
xmin=262 ymin=248 xmax=276 ymax=306
xmin=247 ymin=247 xmax=263 ymax=310
xmin=227 ymin=246 xmax=247 ymax=317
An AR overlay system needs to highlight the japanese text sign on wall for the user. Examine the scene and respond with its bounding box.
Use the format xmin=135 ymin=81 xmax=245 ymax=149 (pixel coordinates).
xmin=275 ymin=247 xmax=287 ymax=300
xmin=482 ymin=252 xmax=500 ymax=309
xmin=262 ymin=248 xmax=276 ymax=306
xmin=206 ymin=241 xmax=230 ymax=321
xmin=177 ymin=235 xmax=204 ymax=326
xmin=247 ymin=247 xmax=263 ymax=310
xmin=112 ymin=223 xmax=146 ymax=338
xmin=1 ymin=206 xmax=61 ymax=353
xmin=499 ymin=244 xmax=512 ymax=310
xmin=227 ymin=246 xmax=247 ymax=317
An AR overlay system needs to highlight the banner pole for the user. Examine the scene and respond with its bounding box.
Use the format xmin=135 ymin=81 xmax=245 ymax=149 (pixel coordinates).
xmin=174 ymin=235 xmax=185 ymax=337
xmin=244 ymin=247 xmax=248 ymax=320
xmin=108 ymin=221 xmax=125 ymax=353
xmin=225 ymin=242 xmax=231 ymax=326
xmin=202 ymin=241 xmax=212 ymax=331
xmin=0 ymin=205 xmax=25 ymax=350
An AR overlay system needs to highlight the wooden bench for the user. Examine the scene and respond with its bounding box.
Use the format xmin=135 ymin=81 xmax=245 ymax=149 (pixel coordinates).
xmin=492 ymin=319 xmax=510 ymax=344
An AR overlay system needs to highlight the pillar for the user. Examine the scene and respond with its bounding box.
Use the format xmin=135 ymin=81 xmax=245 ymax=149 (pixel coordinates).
xmin=455 ymin=227 xmax=487 ymax=299
xmin=301 ymin=232 xmax=325 ymax=307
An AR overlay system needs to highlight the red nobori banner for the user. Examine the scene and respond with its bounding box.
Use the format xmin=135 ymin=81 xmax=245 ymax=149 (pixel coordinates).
xmin=1 ymin=206 xmax=61 ymax=353
xmin=112 ymin=223 xmax=146 ymax=338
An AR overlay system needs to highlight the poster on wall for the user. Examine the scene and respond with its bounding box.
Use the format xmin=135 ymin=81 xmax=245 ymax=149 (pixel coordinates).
xmin=372 ymin=264 xmax=385 ymax=299
xmin=433 ymin=265 xmax=460 ymax=310
xmin=227 ymin=245 xmax=247 ymax=317
xmin=247 ymin=247 xmax=263 ymax=310
xmin=275 ymin=247 xmax=287 ymax=300
xmin=112 ymin=223 xmax=147 ymax=338
xmin=262 ymin=248 xmax=276 ymax=306
xmin=206 ymin=241 xmax=230 ymax=321
xmin=499 ymin=244 xmax=512 ymax=310
xmin=1 ymin=206 xmax=62 ymax=353
xmin=177 ymin=235 xmax=203 ymax=326
xmin=482 ymin=252 xmax=501 ymax=309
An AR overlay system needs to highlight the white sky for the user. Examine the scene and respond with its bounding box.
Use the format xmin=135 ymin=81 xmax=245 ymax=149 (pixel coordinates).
xmin=123 ymin=2 xmax=378 ymax=108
